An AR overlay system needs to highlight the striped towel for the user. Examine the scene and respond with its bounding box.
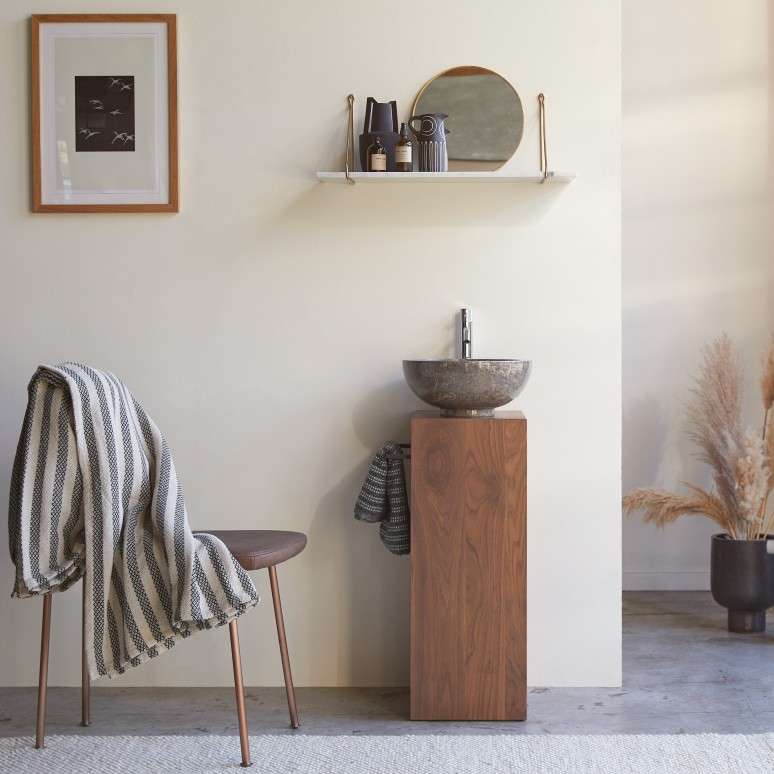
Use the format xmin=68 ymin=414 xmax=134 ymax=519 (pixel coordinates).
xmin=354 ymin=442 xmax=410 ymax=555
xmin=8 ymin=363 xmax=259 ymax=679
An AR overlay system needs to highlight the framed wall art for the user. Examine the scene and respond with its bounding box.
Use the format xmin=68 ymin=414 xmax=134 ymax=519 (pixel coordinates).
xmin=31 ymin=14 xmax=178 ymax=213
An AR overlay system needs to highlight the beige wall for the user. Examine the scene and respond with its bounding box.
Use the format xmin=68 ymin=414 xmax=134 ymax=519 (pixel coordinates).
xmin=0 ymin=0 xmax=622 ymax=687
xmin=622 ymin=0 xmax=773 ymax=588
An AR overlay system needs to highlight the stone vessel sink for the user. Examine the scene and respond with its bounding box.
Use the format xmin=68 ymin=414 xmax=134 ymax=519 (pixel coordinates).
xmin=402 ymin=359 xmax=531 ymax=417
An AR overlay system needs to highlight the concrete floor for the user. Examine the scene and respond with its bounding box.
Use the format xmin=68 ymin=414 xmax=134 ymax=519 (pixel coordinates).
xmin=1 ymin=592 xmax=773 ymax=738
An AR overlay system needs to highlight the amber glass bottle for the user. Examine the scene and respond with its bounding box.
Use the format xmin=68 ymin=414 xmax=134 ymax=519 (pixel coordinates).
xmin=395 ymin=123 xmax=413 ymax=172
xmin=367 ymin=137 xmax=387 ymax=172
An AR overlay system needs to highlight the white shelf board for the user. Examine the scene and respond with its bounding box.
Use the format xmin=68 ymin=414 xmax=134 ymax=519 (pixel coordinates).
xmin=316 ymin=171 xmax=576 ymax=184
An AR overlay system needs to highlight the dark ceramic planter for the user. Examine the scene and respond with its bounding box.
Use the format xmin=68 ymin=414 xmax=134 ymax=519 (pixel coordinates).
xmin=710 ymin=533 xmax=774 ymax=633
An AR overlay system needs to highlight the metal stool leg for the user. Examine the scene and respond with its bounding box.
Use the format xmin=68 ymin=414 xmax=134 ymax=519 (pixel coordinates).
xmin=229 ymin=619 xmax=252 ymax=768
xmin=35 ymin=594 xmax=52 ymax=749
xmin=268 ymin=565 xmax=299 ymax=729
xmin=81 ymin=580 xmax=90 ymax=727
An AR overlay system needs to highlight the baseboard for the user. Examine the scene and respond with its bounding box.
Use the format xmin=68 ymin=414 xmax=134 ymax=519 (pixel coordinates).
xmin=623 ymin=571 xmax=709 ymax=591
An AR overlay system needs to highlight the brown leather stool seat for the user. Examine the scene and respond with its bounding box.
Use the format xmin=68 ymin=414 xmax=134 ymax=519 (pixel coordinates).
xmin=205 ymin=530 xmax=307 ymax=571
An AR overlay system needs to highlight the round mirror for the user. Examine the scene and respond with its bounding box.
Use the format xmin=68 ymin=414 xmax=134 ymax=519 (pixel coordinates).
xmin=412 ymin=66 xmax=524 ymax=171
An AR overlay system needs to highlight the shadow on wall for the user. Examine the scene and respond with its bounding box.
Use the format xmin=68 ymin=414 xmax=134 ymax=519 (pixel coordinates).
xmin=271 ymin=178 xmax=571 ymax=233
xmin=305 ymin=378 xmax=418 ymax=685
xmin=622 ymin=393 xmax=669 ymax=494
xmin=351 ymin=379 xmax=418 ymax=451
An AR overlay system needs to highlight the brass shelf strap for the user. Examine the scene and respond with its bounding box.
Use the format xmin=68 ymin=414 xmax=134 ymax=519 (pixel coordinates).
xmin=538 ymin=93 xmax=548 ymax=183
xmin=346 ymin=94 xmax=356 ymax=184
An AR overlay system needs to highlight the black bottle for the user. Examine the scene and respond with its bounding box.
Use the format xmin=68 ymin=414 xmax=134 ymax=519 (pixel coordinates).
xmin=367 ymin=137 xmax=387 ymax=172
xmin=395 ymin=123 xmax=413 ymax=172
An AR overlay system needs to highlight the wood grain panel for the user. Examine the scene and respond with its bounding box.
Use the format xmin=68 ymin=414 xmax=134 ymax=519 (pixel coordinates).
xmin=410 ymin=412 xmax=526 ymax=721
xmin=410 ymin=415 xmax=465 ymax=719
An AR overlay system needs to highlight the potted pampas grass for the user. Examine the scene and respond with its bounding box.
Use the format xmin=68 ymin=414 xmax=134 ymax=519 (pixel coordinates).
xmin=623 ymin=333 xmax=774 ymax=632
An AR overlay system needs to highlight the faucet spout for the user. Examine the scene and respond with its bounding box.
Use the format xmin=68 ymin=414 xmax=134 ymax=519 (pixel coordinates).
xmin=461 ymin=308 xmax=472 ymax=359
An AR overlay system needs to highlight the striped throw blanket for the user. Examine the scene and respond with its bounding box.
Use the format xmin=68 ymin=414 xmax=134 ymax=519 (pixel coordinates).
xmin=8 ymin=363 xmax=259 ymax=679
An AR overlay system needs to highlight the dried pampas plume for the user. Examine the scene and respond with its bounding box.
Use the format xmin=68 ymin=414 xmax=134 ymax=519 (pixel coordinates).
xmin=759 ymin=332 xmax=774 ymax=536
xmin=761 ymin=332 xmax=774 ymax=411
xmin=624 ymin=331 xmax=774 ymax=540
xmin=736 ymin=429 xmax=770 ymax=537
xmin=622 ymin=485 xmax=738 ymax=536
xmin=766 ymin=409 xmax=774 ymax=479
xmin=685 ymin=334 xmax=745 ymax=520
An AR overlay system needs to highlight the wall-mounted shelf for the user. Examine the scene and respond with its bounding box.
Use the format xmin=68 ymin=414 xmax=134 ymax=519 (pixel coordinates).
xmin=316 ymin=171 xmax=577 ymax=184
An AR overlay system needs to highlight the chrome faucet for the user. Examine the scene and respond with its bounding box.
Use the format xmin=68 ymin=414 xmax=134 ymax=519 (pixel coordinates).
xmin=461 ymin=308 xmax=472 ymax=359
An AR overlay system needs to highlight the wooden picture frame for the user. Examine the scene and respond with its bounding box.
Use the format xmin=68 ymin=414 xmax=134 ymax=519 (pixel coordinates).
xmin=32 ymin=14 xmax=178 ymax=213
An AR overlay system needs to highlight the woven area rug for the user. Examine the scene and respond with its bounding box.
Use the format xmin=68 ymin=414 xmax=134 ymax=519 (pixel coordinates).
xmin=2 ymin=733 xmax=773 ymax=773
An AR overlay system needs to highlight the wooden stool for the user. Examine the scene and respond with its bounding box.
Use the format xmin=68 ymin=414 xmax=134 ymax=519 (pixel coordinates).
xmin=35 ymin=529 xmax=306 ymax=769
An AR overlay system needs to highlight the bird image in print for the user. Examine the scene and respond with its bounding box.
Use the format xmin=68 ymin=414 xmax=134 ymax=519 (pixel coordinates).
xmin=75 ymin=75 xmax=134 ymax=152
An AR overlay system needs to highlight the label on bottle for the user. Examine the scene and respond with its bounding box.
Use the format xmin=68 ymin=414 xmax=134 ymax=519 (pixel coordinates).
xmin=395 ymin=145 xmax=412 ymax=163
xmin=370 ymin=152 xmax=387 ymax=171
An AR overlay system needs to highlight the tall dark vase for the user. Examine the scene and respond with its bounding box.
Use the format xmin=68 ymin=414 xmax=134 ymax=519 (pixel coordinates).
xmin=710 ymin=533 xmax=774 ymax=633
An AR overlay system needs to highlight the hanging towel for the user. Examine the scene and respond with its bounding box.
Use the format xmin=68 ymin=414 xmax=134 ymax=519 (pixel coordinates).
xmin=8 ymin=363 xmax=260 ymax=679
xmin=354 ymin=441 xmax=410 ymax=555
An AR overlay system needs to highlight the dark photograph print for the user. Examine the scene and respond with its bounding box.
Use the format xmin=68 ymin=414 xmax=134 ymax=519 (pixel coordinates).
xmin=74 ymin=75 xmax=135 ymax=152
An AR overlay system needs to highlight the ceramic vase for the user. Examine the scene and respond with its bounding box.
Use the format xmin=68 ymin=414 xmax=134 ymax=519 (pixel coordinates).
xmin=359 ymin=98 xmax=400 ymax=172
xmin=408 ymin=113 xmax=449 ymax=172
xmin=710 ymin=533 xmax=774 ymax=633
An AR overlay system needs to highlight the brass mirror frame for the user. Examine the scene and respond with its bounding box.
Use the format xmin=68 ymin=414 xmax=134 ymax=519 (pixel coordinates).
xmin=412 ymin=66 xmax=524 ymax=172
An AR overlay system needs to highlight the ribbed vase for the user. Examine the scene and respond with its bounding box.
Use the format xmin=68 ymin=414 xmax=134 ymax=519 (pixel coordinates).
xmin=408 ymin=114 xmax=449 ymax=172
xmin=417 ymin=140 xmax=448 ymax=172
